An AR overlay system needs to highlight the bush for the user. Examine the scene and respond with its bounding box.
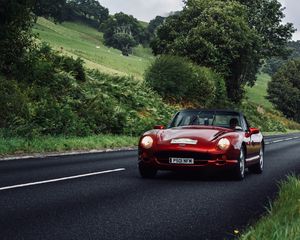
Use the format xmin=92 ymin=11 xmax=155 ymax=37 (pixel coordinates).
xmin=145 ymin=55 xmax=227 ymax=107
xmin=0 ymin=77 xmax=29 ymax=130
xmin=145 ymin=55 xmax=193 ymax=101
xmin=86 ymin=71 xmax=175 ymax=136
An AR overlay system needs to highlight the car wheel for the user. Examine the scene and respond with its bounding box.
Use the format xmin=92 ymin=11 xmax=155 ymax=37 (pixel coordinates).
xmin=249 ymin=146 xmax=264 ymax=174
xmin=139 ymin=164 xmax=157 ymax=179
xmin=233 ymin=147 xmax=245 ymax=180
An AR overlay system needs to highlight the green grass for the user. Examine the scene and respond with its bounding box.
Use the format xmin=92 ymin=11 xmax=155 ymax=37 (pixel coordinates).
xmin=245 ymin=73 xmax=274 ymax=110
xmin=0 ymin=135 xmax=138 ymax=157
xmin=33 ymin=18 xmax=153 ymax=79
xmin=240 ymin=176 xmax=300 ymax=240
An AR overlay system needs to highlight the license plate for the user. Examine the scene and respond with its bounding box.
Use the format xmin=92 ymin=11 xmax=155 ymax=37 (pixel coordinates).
xmin=169 ymin=158 xmax=194 ymax=164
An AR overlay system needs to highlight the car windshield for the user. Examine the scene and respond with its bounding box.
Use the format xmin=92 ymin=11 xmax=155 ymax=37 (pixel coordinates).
xmin=170 ymin=111 xmax=242 ymax=129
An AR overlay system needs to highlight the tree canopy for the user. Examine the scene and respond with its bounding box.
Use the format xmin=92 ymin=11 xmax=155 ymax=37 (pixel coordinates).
xmin=0 ymin=0 xmax=35 ymax=75
xmin=268 ymin=60 xmax=300 ymax=122
xmin=263 ymin=41 xmax=300 ymax=76
xmin=100 ymin=12 xmax=146 ymax=55
xmin=34 ymin=0 xmax=109 ymax=26
xmin=151 ymin=0 xmax=295 ymax=102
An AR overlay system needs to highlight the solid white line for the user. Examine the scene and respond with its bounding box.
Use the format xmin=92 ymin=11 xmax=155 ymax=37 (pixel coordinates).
xmin=0 ymin=168 xmax=126 ymax=191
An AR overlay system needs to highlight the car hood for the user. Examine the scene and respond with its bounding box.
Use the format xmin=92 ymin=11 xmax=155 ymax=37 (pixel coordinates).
xmin=157 ymin=126 xmax=231 ymax=145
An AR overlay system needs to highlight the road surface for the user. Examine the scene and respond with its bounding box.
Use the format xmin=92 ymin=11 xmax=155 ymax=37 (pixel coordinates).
xmin=0 ymin=133 xmax=299 ymax=240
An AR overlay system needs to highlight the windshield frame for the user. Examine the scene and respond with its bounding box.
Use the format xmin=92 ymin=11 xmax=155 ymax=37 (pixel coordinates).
xmin=168 ymin=110 xmax=245 ymax=130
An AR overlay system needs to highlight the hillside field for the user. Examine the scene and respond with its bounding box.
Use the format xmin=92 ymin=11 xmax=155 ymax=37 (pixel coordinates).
xmin=33 ymin=18 xmax=153 ymax=79
xmin=34 ymin=18 xmax=277 ymax=110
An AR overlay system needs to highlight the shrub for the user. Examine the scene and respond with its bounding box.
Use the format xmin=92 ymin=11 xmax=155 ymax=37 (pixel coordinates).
xmin=145 ymin=55 xmax=193 ymax=102
xmin=0 ymin=77 xmax=29 ymax=130
xmin=145 ymin=55 xmax=227 ymax=107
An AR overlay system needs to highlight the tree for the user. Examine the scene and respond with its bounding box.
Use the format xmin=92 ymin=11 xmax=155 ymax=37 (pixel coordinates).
xmin=100 ymin=12 xmax=145 ymax=55
xmin=151 ymin=0 xmax=295 ymax=103
xmin=146 ymin=16 xmax=165 ymax=41
xmin=267 ymin=60 xmax=300 ymax=122
xmin=66 ymin=0 xmax=109 ymax=26
xmin=263 ymin=41 xmax=300 ymax=76
xmin=34 ymin=0 xmax=66 ymax=23
xmin=0 ymin=0 xmax=36 ymax=75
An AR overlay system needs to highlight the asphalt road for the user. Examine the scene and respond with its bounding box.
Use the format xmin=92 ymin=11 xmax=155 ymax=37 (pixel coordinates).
xmin=0 ymin=133 xmax=300 ymax=240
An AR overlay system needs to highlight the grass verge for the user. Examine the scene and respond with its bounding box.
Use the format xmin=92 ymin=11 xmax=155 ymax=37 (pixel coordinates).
xmin=0 ymin=135 xmax=138 ymax=157
xmin=240 ymin=175 xmax=300 ymax=240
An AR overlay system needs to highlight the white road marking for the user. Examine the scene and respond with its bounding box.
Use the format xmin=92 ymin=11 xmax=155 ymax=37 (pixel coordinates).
xmin=0 ymin=168 xmax=126 ymax=191
xmin=273 ymin=140 xmax=284 ymax=143
xmin=265 ymin=136 xmax=300 ymax=145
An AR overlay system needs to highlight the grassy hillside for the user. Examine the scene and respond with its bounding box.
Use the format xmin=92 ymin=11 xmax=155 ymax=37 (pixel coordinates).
xmin=32 ymin=18 xmax=300 ymax=133
xmin=33 ymin=18 xmax=153 ymax=79
xmin=245 ymin=73 xmax=274 ymax=109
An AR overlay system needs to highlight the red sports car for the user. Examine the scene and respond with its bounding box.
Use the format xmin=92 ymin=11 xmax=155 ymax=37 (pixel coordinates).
xmin=138 ymin=109 xmax=264 ymax=180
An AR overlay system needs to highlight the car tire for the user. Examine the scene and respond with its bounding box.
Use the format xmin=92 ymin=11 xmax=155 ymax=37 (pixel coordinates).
xmin=233 ymin=147 xmax=246 ymax=180
xmin=139 ymin=164 xmax=157 ymax=178
xmin=249 ymin=146 xmax=264 ymax=174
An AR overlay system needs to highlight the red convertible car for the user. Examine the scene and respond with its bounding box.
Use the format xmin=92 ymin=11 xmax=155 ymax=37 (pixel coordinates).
xmin=138 ymin=109 xmax=264 ymax=180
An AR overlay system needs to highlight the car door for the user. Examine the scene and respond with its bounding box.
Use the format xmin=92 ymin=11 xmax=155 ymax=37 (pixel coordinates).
xmin=241 ymin=116 xmax=260 ymax=158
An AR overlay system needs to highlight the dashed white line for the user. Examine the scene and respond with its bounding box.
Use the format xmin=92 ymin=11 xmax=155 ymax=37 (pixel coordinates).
xmin=0 ymin=168 xmax=126 ymax=191
xmin=265 ymin=136 xmax=300 ymax=145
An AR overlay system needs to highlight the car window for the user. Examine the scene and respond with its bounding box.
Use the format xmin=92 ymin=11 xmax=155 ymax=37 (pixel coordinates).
xmin=170 ymin=111 xmax=242 ymax=129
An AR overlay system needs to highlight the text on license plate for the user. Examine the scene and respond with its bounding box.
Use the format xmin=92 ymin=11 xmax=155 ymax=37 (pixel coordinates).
xmin=169 ymin=158 xmax=194 ymax=164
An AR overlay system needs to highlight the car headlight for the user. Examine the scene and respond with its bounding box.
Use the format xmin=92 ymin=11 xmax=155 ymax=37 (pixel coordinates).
xmin=141 ymin=136 xmax=154 ymax=149
xmin=217 ymin=138 xmax=230 ymax=150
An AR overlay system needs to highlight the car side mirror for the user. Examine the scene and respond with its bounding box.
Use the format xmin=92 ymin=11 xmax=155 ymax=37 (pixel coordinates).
xmin=154 ymin=125 xmax=165 ymax=130
xmin=246 ymin=127 xmax=260 ymax=137
xmin=250 ymin=127 xmax=260 ymax=134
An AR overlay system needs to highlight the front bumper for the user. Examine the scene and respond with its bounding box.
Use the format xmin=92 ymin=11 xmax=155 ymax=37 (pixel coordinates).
xmin=138 ymin=149 xmax=239 ymax=171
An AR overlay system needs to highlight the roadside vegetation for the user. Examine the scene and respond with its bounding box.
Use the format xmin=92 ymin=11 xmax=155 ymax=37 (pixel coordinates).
xmin=240 ymin=176 xmax=300 ymax=240
xmin=1 ymin=0 xmax=300 ymax=157
xmin=0 ymin=135 xmax=138 ymax=157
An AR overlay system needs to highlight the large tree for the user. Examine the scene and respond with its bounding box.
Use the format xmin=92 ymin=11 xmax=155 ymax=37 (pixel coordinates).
xmin=151 ymin=0 xmax=295 ymax=102
xmin=67 ymin=0 xmax=109 ymax=25
xmin=100 ymin=12 xmax=145 ymax=55
xmin=0 ymin=0 xmax=36 ymax=75
xmin=268 ymin=60 xmax=300 ymax=122
xmin=34 ymin=0 xmax=66 ymax=22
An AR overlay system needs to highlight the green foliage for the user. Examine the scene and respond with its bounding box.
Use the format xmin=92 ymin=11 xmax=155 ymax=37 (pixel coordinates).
xmin=0 ymin=0 xmax=36 ymax=75
xmin=150 ymin=0 xmax=295 ymax=103
xmin=145 ymin=55 xmax=226 ymax=107
xmin=263 ymin=41 xmax=300 ymax=76
xmin=241 ymin=103 xmax=287 ymax=132
xmin=86 ymin=71 xmax=175 ymax=136
xmin=0 ymin=43 xmax=175 ymax=137
xmin=65 ymin=0 xmax=109 ymax=27
xmin=33 ymin=0 xmax=109 ymax=26
xmin=145 ymin=55 xmax=192 ymax=101
xmin=0 ymin=77 xmax=29 ymax=129
xmin=34 ymin=0 xmax=66 ymax=23
xmin=0 ymin=135 xmax=138 ymax=156
xmin=100 ymin=12 xmax=146 ymax=55
xmin=240 ymin=176 xmax=300 ymax=240
xmin=268 ymin=60 xmax=300 ymax=122
xmin=145 ymin=16 xmax=165 ymax=43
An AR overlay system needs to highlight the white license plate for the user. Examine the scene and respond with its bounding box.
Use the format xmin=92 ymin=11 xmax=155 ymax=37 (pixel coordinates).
xmin=169 ymin=158 xmax=194 ymax=164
